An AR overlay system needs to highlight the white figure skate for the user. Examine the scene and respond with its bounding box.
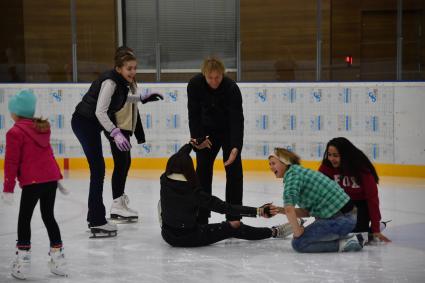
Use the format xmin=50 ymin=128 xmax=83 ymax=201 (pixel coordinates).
xmin=90 ymin=221 xmax=118 ymax=238
xmin=11 ymin=250 xmax=31 ymax=280
xmin=109 ymin=194 xmax=138 ymax=223
xmin=48 ymin=248 xmax=68 ymax=276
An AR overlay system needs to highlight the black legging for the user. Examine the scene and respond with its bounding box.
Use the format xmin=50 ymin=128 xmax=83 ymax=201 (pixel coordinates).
xmin=161 ymin=222 xmax=271 ymax=247
xmin=71 ymin=113 xmax=106 ymax=226
xmin=352 ymin=200 xmax=372 ymax=233
xmin=195 ymin=133 xmax=243 ymax=223
xmin=106 ymin=130 xmax=132 ymax=200
xmin=17 ymin=181 xmax=62 ymax=249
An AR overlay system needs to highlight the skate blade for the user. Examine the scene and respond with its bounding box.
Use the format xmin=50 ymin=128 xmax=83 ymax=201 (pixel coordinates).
xmin=109 ymin=216 xmax=139 ymax=224
xmin=89 ymin=229 xmax=117 ymax=239
xmin=11 ymin=272 xmax=27 ymax=280
xmin=51 ymin=270 xmax=69 ymax=277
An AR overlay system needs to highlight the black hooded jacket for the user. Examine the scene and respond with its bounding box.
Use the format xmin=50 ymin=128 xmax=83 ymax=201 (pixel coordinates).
xmin=160 ymin=173 xmax=257 ymax=229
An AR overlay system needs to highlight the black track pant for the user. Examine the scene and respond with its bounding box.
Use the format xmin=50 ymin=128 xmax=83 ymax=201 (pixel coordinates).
xmin=161 ymin=222 xmax=271 ymax=247
xmin=17 ymin=181 xmax=62 ymax=249
xmin=195 ymin=133 xmax=243 ymax=223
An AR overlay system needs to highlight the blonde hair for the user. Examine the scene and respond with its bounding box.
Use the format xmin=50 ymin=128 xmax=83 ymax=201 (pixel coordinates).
xmin=269 ymin=148 xmax=301 ymax=165
xmin=201 ymin=56 xmax=225 ymax=76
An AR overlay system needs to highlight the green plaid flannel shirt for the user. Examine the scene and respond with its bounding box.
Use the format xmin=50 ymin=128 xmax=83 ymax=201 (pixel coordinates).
xmin=283 ymin=165 xmax=349 ymax=218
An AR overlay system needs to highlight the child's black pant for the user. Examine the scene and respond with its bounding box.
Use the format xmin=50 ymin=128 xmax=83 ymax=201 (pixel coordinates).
xmin=161 ymin=222 xmax=271 ymax=247
xmin=17 ymin=181 xmax=62 ymax=249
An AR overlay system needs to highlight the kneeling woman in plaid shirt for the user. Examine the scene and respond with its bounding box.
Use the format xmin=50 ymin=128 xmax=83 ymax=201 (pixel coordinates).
xmin=268 ymin=148 xmax=364 ymax=253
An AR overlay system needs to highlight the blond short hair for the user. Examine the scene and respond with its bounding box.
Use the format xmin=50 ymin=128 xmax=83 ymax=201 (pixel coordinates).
xmin=201 ymin=56 xmax=225 ymax=76
xmin=268 ymin=148 xmax=301 ymax=165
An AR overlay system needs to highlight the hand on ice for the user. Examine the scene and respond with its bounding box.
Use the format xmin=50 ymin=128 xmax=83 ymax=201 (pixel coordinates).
xmin=372 ymin=232 xmax=391 ymax=243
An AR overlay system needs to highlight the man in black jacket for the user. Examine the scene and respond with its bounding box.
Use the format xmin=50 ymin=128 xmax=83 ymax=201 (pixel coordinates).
xmin=187 ymin=56 xmax=244 ymax=224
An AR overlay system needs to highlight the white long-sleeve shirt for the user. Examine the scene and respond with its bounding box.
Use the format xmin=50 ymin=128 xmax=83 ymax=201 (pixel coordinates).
xmin=94 ymin=79 xmax=140 ymax=132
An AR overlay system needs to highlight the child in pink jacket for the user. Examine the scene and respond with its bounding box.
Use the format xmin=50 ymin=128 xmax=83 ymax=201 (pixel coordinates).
xmin=2 ymin=89 xmax=67 ymax=279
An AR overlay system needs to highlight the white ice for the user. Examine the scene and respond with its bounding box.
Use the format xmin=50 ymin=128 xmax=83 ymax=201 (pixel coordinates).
xmin=1 ymin=170 xmax=424 ymax=282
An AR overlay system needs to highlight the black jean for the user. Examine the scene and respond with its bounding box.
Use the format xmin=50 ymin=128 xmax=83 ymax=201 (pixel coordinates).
xmin=71 ymin=113 xmax=107 ymax=227
xmin=195 ymin=133 xmax=243 ymax=223
xmin=17 ymin=181 xmax=62 ymax=248
xmin=105 ymin=131 xmax=131 ymax=200
xmin=161 ymin=222 xmax=271 ymax=247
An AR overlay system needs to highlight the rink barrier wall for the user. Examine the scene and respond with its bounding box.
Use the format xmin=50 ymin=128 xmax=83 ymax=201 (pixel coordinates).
xmin=1 ymin=82 xmax=424 ymax=178
xmin=2 ymin=158 xmax=422 ymax=178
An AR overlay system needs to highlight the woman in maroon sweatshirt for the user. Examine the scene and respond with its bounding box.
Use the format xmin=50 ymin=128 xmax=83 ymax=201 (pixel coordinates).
xmin=319 ymin=137 xmax=391 ymax=243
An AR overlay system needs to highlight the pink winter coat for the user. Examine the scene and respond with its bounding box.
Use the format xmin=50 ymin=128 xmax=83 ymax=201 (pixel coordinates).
xmin=3 ymin=119 xmax=62 ymax=193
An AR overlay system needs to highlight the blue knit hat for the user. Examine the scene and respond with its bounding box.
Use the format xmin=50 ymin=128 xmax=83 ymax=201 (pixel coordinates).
xmin=8 ymin=89 xmax=37 ymax=118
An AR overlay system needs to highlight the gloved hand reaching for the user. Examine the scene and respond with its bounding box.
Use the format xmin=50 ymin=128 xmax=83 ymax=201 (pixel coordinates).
xmin=1 ymin=192 xmax=14 ymax=205
xmin=140 ymin=92 xmax=164 ymax=104
xmin=110 ymin=128 xmax=131 ymax=151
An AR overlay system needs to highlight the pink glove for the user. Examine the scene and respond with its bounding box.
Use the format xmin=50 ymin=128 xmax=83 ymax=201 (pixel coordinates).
xmin=140 ymin=92 xmax=164 ymax=104
xmin=110 ymin=128 xmax=131 ymax=151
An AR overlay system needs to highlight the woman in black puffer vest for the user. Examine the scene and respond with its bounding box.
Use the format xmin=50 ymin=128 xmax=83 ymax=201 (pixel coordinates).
xmin=72 ymin=47 xmax=162 ymax=237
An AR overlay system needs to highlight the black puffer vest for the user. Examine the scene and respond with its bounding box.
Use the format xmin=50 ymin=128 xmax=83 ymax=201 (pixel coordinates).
xmin=74 ymin=69 xmax=130 ymax=129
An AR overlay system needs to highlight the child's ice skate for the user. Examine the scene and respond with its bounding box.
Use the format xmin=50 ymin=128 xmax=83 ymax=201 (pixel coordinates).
xmin=90 ymin=221 xmax=118 ymax=238
xmin=109 ymin=194 xmax=138 ymax=223
xmin=48 ymin=247 xmax=67 ymax=277
xmin=11 ymin=249 xmax=31 ymax=280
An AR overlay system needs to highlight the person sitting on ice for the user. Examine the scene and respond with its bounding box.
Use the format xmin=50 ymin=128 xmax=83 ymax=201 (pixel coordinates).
xmin=158 ymin=143 xmax=294 ymax=247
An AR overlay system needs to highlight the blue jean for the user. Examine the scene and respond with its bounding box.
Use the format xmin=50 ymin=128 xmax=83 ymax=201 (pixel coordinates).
xmin=71 ymin=113 xmax=106 ymax=227
xmin=292 ymin=210 xmax=357 ymax=253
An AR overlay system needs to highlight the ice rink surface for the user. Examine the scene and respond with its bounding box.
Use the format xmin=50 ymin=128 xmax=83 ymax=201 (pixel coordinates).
xmin=1 ymin=170 xmax=424 ymax=283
